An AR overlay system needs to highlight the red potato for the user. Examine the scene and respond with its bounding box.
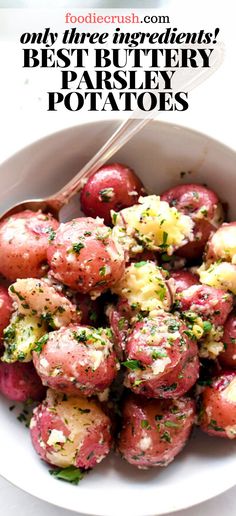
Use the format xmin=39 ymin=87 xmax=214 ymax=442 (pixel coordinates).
xmin=33 ymin=325 xmax=119 ymax=397
xmin=219 ymin=313 xmax=236 ymax=368
xmin=0 ymin=210 xmax=59 ymax=281
xmin=47 ymin=217 xmax=125 ymax=295
xmin=199 ymin=371 xmax=236 ymax=439
xmin=118 ymin=394 xmax=195 ymax=468
xmin=75 ymin=293 xmax=102 ymax=327
xmin=176 ymin=284 xmax=233 ymax=327
xmin=30 ymin=389 xmax=112 ymax=469
xmin=80 ymin=163 xmax=145 ymax=225
xmin=161 ymin=184 xmax=223 ymax=260
xmin=205 ymin=222 xmax=236 ymax=264
xmin=123 ymin=313 xmax=199 ymax=399
xmin=0 ymin=362 xmax=45 ymax=402
xmin=170 ymin=270 xmax=199 ymax=293
xmin=8 ymin=278 xmax=79 ymax=329
xmin=0 ymin=285 xmax=13 ymax=340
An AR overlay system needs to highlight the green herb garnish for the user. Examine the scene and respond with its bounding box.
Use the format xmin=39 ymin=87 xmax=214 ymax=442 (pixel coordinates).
xmin=34 ymin=333 xmax=49 ymax=353
xmin=122 ymin=359 xmax=142 ymax=370
xmin=134 ymin=261 xmax=147 ymax=268
xmin=49 ymin=466 xmax=84 ymax=485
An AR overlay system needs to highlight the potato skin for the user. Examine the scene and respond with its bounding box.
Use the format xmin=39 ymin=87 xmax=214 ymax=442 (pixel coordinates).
xmin=205 ymin=222 xmax=236 ymax=264
xmin=0 ymin=362 xmax=45 ymax=402
xmin=80 ymin=163 xmax=145 ymax=225
xmin=161 ymin=184 xmax=223 ymax=260
xmin=0 ymin=210 xmax=59 ymax=281
xmin=170 ymin=270 xmax=199 ymax=293
xmin=219 ymin=313 xmax=236 ymax=368
xmin=30 ymin=390 xmax=112 ymax=469
xmin=124 ymin=313 xmax=199 ymax=398
xmin=176 ymin=284 xmax=233 ymax=326
xmin=118 ymin=394 xmax=195 ymax=468
xmin=0 ymin=285 xmax=13 ymax=340
xmin=33 ymin=325 xmax=118 ymax=396
xmin=47 ymin=217 xmax=125 ymax=294
xmin=199 ymin=372 xmax=236 ymax=439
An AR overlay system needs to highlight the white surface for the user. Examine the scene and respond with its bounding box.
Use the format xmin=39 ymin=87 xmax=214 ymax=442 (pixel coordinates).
xmin=0 ymin=1 xmax=235 ymax=515
xmin=0 ymin=120 xmax=236 ymax=516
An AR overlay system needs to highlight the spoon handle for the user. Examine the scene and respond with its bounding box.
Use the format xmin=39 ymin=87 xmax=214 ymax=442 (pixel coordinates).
xmin=52 ymin=116 xmax=150 ymax=207
xmin=51 ymin=43 xmax=224 ymax=208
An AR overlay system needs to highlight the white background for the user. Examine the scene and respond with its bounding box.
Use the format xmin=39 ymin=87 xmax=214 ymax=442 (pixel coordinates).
xmin=0 ymin=1 xmax=235 ymax=515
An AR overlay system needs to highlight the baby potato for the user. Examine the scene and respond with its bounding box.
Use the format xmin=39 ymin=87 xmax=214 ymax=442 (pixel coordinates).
xmin=33 ymin=325 xmax=119 ymax=397
xmin=47 ymin=217 xmax=125 ymax=296
xmin=112 ymin=261 xmax=174 ymax=314
xmin=8 ymin=278 xmax=79 ymax=329
xmin=118 ymin=394 xmax=195 ymax=468
xmin=112 ymin=195 xmax=194 ymax=257
xmin=0 ymin=285 xmax=13 ymax=340
xmin=176 ymin=284 xmax=233 ymax=327
xmin=198 ymin=261 xmax=236 ymax=295
xmin=0 ymin=361 xmax=45 ymax=402
xmin=219 ymin=313 xmax=236 ymax=368
xmin=30 ymin=389 xmax=112 ymax=469
xmin=205 ymin=222 xmax=236 ymax=265
xmin=2 ymin=312 xmax=47 ymax=363
xmin=0 ymin=210 xmax=59 ymax=281
xmin=80 ymin=162 xmax=145 ymax=225
xmin=161 ymin=184 xmax=223 ymax=260
xmin=123 ymin=313 xmax=199 ymax=399
xmin=169 ymin=270 xmax=199 ymax=293
xmin=199 ymin=372 xmax=236 ymax=439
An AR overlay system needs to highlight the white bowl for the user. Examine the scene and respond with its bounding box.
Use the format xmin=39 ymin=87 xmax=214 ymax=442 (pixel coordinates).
xmin=0 ymin=120 xmax=236 ymax=516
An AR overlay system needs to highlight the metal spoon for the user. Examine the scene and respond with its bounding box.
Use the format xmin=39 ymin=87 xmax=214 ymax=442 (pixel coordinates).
xmin=0 ymin=44 xmax=224 ymax=221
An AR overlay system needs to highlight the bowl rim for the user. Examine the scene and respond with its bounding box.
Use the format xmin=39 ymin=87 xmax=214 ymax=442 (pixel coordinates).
xmin=0 ymin=118 xmax=235 ymax=171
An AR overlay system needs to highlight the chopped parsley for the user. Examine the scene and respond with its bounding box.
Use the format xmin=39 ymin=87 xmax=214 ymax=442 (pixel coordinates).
xmin=133 ymin=379 xmax=143 ymax=387
xmin=99 ymin=266 xmax=106 ymax=276
xmin=49 ymin=466 xmax=84 ymax=485
xmin=161 ymin=253 xmax=171 ymax=262
xmin=99 ymin=187 xmax=114 ymax=202
xmin=118 ymin=317 xmax=126 ymax=330
xmin=46 ymin=227 xmax=56 ymax=241
xmin=122 ymin=359 xmax=142 ymax=370
xmin=73 ymin=330 xmax=87 ymax=343
xmin=209 ymin=419 xmax=224 ymax=432
xmin=71 ymin=242 xmax=85 ymax=254
xmin=141 ymin=420 xmax=151 ymax=430
xmin=161 ymin=431 xmax=172 ymax=443
xmin=152 ymin=350 xmax=167 ymax=360
xmin=134 ymin=261 xmax=148 ymax=268
xmin=3 ymin=325 xmax=16 ymax=341
xmin=34 ymin=333 xmax=49 ymax=353
xmin=159 ymin=231 xmax=168 ymax=249
xmin=112 ymin=212 xmax=118 ymax=224
xmin=89 ymin=310 xmax=97 ymax=323
xmin=155 ymin=414 xmax=163 ymax=421
xmin=161 ymin=383 xmax=177 ymax=392
xmin=168 ymin=320 xmax=180 ymax=333
xmin=164 ymin=420 xmax=181 ymax=429
xmin=9 ymin=285 xmax=25 ymax=301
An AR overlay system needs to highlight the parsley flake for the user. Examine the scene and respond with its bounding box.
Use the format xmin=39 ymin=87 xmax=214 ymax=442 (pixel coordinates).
xmin=49 ymin=466 xmax=84 ymax=485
